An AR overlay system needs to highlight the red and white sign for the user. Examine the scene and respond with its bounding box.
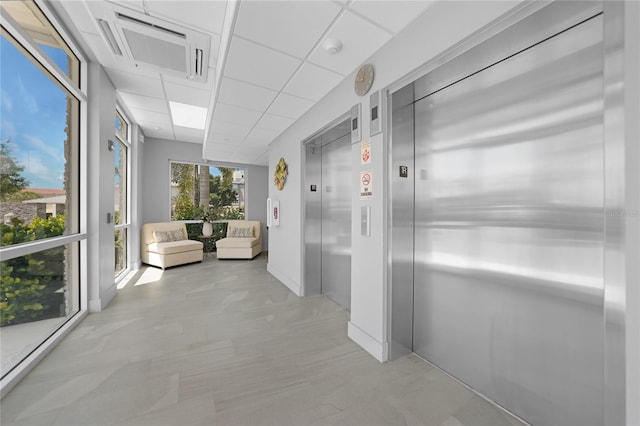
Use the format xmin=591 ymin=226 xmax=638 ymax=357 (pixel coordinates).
xmin=360 ymin=170 xmax=373 ymax=200
xmin=360 ymin=140 xmax=371 ymax=165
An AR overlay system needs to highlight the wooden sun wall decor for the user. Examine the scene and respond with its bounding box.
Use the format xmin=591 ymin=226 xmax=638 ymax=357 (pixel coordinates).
xmin=274 ymin=157 xmax=288 ymax=190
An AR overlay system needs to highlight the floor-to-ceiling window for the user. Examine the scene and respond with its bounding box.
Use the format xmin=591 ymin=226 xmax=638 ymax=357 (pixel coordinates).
xmin=0 ymin=0 xmax=84 ymax=381
xmin=114 ymin=110 xmax=129 ymax=279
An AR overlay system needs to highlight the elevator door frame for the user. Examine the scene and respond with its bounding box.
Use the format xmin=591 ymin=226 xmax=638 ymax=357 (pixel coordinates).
xmin=387 ymin=1 xmax=628 ymax=426
xmin=302 ymin=112 xmax=352 ymax=302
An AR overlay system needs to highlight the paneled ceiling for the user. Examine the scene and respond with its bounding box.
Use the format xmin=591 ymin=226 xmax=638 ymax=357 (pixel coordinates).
xmin=58 ymin=0 xmax=434 ymax=166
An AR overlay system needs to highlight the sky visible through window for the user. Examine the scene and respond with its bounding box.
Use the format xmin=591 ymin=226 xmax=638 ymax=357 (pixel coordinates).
xmin=1 ymin=36 xmax=69 ymax=189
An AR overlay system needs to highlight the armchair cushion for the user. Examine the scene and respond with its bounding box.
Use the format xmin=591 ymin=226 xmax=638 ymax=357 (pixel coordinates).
xmin=228 ymin=226 xmax=254 ymax=238
xmin=153 ymin=229 xmax=186 ymax=243
xmin=217 ymin=220 xmax=262 ymax=260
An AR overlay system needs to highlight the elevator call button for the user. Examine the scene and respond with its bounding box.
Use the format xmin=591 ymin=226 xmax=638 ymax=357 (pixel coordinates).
xmin=399 ymin=166 xmax=408 ymax=178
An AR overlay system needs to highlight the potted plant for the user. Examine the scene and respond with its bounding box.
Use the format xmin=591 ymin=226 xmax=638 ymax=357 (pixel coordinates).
xmin=201 ymin=207 xmax=213 ymax=236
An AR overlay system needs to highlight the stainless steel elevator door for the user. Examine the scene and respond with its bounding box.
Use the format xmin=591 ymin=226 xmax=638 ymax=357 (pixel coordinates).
xmin=413 ymin=14 xmax=604 ymax=426
xmin=321 ymin=133 xmax=352 ymax=310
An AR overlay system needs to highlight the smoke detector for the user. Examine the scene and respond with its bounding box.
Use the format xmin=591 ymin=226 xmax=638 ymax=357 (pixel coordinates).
xmin=322 ymin=37 xmax=343 ymax=55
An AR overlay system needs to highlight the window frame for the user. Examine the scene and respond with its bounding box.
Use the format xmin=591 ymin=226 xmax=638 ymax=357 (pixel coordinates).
xmin=0 ymin=0 xmax=88 ymax=393
xmin=114 ymin=108 xmax=131 ymax=282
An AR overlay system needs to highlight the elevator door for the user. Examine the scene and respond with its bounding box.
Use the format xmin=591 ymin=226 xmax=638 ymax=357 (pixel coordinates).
xmin=392 ymin=6 xmax=605 ymax=426
xmin=304 ymin=119 xmax=352 ymax=310
xmin=321 ymin=132 xmax=351 ymax=309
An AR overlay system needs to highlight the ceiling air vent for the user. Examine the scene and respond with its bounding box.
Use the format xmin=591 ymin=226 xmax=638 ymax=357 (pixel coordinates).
xmin=94 ymin=4 xmax=210 ymax=82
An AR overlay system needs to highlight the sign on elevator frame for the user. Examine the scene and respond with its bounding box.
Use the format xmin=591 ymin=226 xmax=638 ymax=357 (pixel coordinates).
xmin=361 ymin=139 xmax=371 ymax=165
xmin=360 ymin=170 xmax=373 ymax=200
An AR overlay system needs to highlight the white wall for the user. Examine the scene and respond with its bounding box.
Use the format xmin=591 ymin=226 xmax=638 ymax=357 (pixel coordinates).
xmin=141 ymin=138 xmax=268 ymax=249
xmin=245 ymin=165 xmax=269 ymax=250
xmin=86 ymin=63 xmax=117 ymax=312
xmin=267 ymin=0 xmax=522 ymax=360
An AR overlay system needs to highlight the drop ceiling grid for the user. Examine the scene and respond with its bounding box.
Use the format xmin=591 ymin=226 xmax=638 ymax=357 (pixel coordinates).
xmin=60 ymin=0 xmax=438 ymax=164
xmin=207 ymin=0 xmax=434 ymax=161
xmin=232 ymin=0 xmax=343 ymax=59
xmin=209 ymin=0 xmax=351 ymax=152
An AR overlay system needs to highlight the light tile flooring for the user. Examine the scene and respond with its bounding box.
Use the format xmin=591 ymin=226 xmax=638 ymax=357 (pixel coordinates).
xmin=1 ymin=254 xmax=526 ymax=426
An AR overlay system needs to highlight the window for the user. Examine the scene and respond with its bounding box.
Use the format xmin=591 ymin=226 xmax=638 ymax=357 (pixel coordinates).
xmin=170 ymin=162 xmax=245 ymax=222
xmin=114 ymin=111 xmax=129 ymax=278
xmin=0 ymin=1 xmax=83 ymax=380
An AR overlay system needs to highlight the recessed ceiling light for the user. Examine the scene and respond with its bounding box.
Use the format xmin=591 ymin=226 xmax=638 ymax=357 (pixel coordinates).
xmin=169 ymin=101 xmax=208 ymax=130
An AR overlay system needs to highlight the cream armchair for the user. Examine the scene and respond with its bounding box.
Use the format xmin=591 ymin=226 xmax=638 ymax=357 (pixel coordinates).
xmin=216 ymin=220 xmax=262 ymax=260
xmin=141 ymin=222 xmax=203 ymax=269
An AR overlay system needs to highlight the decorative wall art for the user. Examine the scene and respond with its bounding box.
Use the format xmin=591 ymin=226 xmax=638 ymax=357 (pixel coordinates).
xmin=274 ymin=157 xmax=288 ymax=190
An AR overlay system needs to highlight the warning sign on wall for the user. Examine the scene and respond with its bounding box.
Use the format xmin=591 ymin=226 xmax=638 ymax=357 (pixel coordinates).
xmin=360 ymin=139 xmax=371 ymax=165
xmin=360 ymin=170 xmax=373 ymax=200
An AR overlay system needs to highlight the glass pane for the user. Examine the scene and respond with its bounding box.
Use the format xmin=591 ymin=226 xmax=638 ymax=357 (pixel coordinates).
xmin=1 ymin=242 xmax=80 ymax=378
xmin=115 ymin=111 xmax=128 ymax=143
xmin=114 ymin=140 xmax=127 ymax=226
xmin=170 ymin=163 xmax=245 ymax=221
xmin=115 ymin=228 xmax=127 ymax=277
xmin=0 ymin=31 xmax=79 ymax=246
xmin=0 ymin=1 xmax=80 ymax=85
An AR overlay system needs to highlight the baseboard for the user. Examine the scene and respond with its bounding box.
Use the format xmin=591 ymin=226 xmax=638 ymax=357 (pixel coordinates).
xmin=348 ymin=321 xmax=388 ymax=362
xmin=267 ymin=263 xmax=302 ymax=296
xmin=88 ymin=284 xmax=117 ymax=313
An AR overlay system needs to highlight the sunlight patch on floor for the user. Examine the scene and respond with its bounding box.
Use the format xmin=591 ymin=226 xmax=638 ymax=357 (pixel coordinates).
xmin=133 ymin=267 xmax=164 ymax=286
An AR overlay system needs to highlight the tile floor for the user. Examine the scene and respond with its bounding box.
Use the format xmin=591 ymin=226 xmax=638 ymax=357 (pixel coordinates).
xmin=1 ymin=254 xmax=526 ymax=426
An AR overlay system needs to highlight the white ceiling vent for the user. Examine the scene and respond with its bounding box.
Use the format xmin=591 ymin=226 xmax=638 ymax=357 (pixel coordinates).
xmin=95 ymin=4 xmax=210 ymax=82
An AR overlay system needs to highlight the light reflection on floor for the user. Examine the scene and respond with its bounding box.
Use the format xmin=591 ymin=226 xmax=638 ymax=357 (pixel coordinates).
xmin=116 ymin=267 xmax=164 ymax=289
xmin=133 ymin=267 xmax=164 ymax=286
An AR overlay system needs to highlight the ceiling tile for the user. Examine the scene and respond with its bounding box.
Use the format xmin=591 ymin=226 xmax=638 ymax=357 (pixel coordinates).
xmin=244 ymin=137 xmax=273 ymax=147
xmin=350 ymin=0 xmax=434 ymax=33
xmin=224 ymin=36 xmax=301 ymax=91
xmin=213 ymin=103 xmax=263 ymax=127
xmin=232 ymin=152 xmax=265 ymax=164
xmin=234 ymin=1 xmax=342 ymax=58
xmin=105 ymin=67 xmax=163 ymax=98
xmin=252 ymin=152 xmax=269 ymax=166
xmin=205 ymin=142 xmax=238 ymax=154
xmin=164 ymin=81 xmax=211 ymax=107
xmin=267 ymin=93 xmax=315 ymax=119
xmin=240 ymin=139 xmax=270 ymax=149
xmin=119 ymin=93 xmax=168 ymax=114
xmin=209 ymin=135 xmax=243 ymax=146
xmin=210 ymin=120 xmax=253 ymax=140
xmin=283 ymin=62 xmax=344 ymax=101
xmin=82 ymin=33 xmax=122 ymax=68
xmin=307 ymin=10 xmax=392 ymax=75
xmin=60 ymin=2 xmax=99 ymax=35
xmin=145 ymin=1 xmax=227 ymax=35
xmin=142 ymin=124 xmax=174 ymax=140
xmin=174 ymin=126 xmax=205 ymax=144
xmin=129 ymin=109 xmax=171 ymax=125
xmin=106 ymin=0 xmax=145 ymax=13
xmin=163 ymin=67 xmax=216 ymax=91
xmin=216 ymin=78 xmax=278 ymax=112
xmin=255 ymin=113 xmax=295 ymax=133
xmin=234 ymin=144 xmax=267 ymax=156
xmin=246 ymin=127 xmax=281 ymax=143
